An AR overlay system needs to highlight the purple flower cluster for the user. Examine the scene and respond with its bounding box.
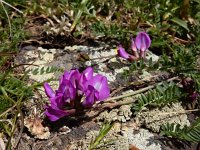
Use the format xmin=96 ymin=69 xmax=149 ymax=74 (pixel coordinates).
xmin=118 ymin=32 xmax=151 ymax=61
xmin=43 ymin=67 xmax=110 ymax=121
xmin=181 ymin=78 xmax=199 ymax=102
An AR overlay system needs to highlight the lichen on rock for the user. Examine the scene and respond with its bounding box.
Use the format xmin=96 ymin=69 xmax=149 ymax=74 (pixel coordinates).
xmin=136 ymin=102 xmax=190 ymax=132
xmin=96 ymin=104 xmax=132 ymax=123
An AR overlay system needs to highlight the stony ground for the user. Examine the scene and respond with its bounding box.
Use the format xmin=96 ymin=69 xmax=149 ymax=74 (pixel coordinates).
xmin=13 ymin=43 xmax=198 ymax=150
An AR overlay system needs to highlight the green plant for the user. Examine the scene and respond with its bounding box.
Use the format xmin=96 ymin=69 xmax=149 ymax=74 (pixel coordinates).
xmin=159 ymin=45 xmax=198 ymax=73
xmin=161 ymin=117 xmax=200 ymax=142
xmin=89 ymin=122 xmax=114 ymax=150
xmin=132 ymin=82 xmax=183 ymax=112
xmin=26 ymin=66 xmax=63 ymax=75
xmin=0 ymin=70 xmax=33 ymax=148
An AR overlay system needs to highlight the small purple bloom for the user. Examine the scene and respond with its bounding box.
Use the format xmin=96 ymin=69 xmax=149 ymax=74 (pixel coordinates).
xmin=79 ymin=67 xmax=94 ymax=91
xmin=135 ymin=32 xmax=151 ymax=58
xmin=189 ymin=92 xmax=199 ymax=102
xmin=131 ymin=37 xmax=139 ymax=58
xmin=83 ymin=75 xmax=110 ymax=107
xmin=135 ymin=32 xmax=151 ymax=51
xmin=117 ymin=45 xmax=131 ymax=59
xmin=117 ymin=32 xmax=151 ymax=60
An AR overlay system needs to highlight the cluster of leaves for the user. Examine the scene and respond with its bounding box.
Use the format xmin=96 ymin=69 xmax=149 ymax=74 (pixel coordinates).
xmin=161 ymin=117 xmax=200 ymax=142
xmin=122 ymin=43 xmax=199 ymax=83
xmin=26 ymin=66 xmax=63 ymax=75
xmin=132 ymin=82 xmax=183 ymax=112
xmin=158 ymin=45 xmax=199 ymax=74
xmin=121 ymin=58 xmax=159 ymax=78
xmin=23 ymin=0 xmax=197 ymax=42
xmin=0 ymin=1 xmax=27 ymax=52
xmin=0 ymin=72 xmax=32 ymax=137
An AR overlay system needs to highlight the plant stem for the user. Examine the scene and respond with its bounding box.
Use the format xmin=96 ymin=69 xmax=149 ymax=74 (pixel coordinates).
xmin=0 ymin=103 xmax=17 ymax=118
xmin=157 ymin=109 xmax=200 ymax=116
xmin=1 ymin=0 xmax=23 ymax=14
xmin=101 ymin=76 xmax=179 ymax=109
xmin=0 ymin=0 xmax=12 ymax=38
xmin=106 ymin=76 xmax=178 ymax=102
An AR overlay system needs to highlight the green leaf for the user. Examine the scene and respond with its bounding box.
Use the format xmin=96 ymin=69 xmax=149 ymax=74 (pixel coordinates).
xmin=161 ymin=117 xmax=200 ymax=143
xmin=89 ymin=122 xmax=113 ymax=150
xmin=171 ymin=18 xmax=189 ymax=31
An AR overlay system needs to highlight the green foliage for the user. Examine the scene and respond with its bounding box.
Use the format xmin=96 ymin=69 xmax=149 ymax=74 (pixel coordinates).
xmin=159 ymin=45 xmax=198 ymax=74
xmin=0 ymin=74 xmax=32 ymax=114
xmin=91 ymin=21 xmax=129 ymax=40
xmin=0 ymin=70 xmax=33 ymax=142
xmin=26 ymin=66 xmax=63 ymax=75
xmin=0 ymin=18 xmax=27 ymax=52
xmin=132 ymin=82 xmax=183 ymax=112
xmin=89 ymin=122 xmax=114 ymax=150
xmin=171 ymin=18 xmax=189 ymax=31
xmin=122 ymin=43 xmax=198 ymax=79
xmin=161 ymin=117 xmax=200 ymax=142
xmin=121 ymin=58 xmax=159 ymax=78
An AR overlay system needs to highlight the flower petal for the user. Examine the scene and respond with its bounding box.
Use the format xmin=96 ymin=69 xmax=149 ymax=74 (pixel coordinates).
xmin=66 ymin=69 xmax=80 ymax=88
xmin=131 ymin=37 xmax=137 ymax=52
xmin=131 ymin=37 xmax=139 ymax=58
xmin=83 ymin=67 xmax=93 ymax=81
xmin=78 ymin=67 xmax=94 ymax=92
xmin=44 ymin=82 xmax=55 ymax=98
xmin=58 ymin=79 xmax=76 ymax=101
xmin=45 ymin=105 xmax=70 ymax=121
xmin=50 ymin=93 xmax=67 ymax=108
xmin=117 ymin=45 xmax=131 ymax=59
xmin=87 ymin=75 xmax=110 ymax=101
xmin=82 ymin=85 xmax=97 ymax=107
xmin=135 ymin=32 xmax=151 ymax=51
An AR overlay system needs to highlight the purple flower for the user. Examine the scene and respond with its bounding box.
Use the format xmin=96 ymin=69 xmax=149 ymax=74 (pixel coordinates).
xmin=43 ymin=67 xmax=110 ymax=121
xmin=44 ymin=70 xmax=80 ymax=121
xmin=189 ymin=92 xmax=199 ymax=102
xmin=135 ymin=32 xmax=151 ymax=58
xmin=83 ymin=74 xmax=110 ymax=107
xmin=131 ymin=37 xmax=139 ymax=58
xmin=135 ymin=32 xmax=151 ymax=51
xmin=117 ymin=31 xmax=151 ymax=60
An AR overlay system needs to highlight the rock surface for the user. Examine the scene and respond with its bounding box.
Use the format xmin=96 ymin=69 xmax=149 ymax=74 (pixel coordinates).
xmin=14 ymin=44 xmax=193 ymax=150
xmin=136 ymin=102 xmax=190 ymax=132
